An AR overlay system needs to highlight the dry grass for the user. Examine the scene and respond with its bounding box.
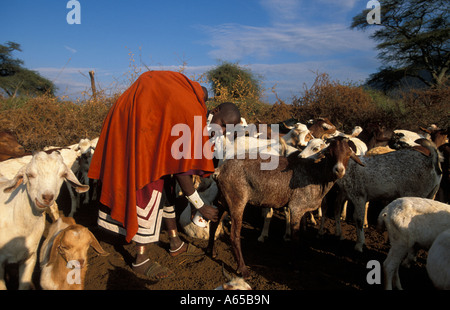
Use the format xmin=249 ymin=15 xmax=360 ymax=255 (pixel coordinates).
xmin=0 ymin=94 xmax=115 ymax=151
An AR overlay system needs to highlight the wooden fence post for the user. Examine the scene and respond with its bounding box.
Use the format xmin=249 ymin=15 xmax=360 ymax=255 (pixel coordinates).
xmin=89 ymin=70 xmax=96 ymax=100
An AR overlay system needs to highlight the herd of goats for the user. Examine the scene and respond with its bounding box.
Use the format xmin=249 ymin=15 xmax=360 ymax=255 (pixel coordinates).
xmin=0 ymin=116 xmax=448 ymax=290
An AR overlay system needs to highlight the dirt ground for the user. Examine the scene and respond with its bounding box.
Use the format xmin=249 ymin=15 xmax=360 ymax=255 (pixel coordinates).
xmin=52 ymin=188 xmax=437 ymax=291
xmin=6 ymin=185 xmax=436 ymax=291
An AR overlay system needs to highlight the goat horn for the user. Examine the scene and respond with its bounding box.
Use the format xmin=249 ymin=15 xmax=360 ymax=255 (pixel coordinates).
xmin=282 ymin=122 xmax=294 ymax=130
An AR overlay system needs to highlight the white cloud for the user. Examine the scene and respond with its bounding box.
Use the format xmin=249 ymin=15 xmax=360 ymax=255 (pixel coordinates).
xmin=201 ymin=22 xmax=375 ymax=61
xmin=259 ymin=0 xmax=302 ymax=21
xmin=64 ymin=45 xmax=77 ymax=54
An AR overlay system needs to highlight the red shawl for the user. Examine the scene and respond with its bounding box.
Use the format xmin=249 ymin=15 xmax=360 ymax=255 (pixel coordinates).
xmin=88 ymin=71 xmax=214 ymax=242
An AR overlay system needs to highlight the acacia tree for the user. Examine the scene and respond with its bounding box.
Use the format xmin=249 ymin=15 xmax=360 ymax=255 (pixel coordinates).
xmin=352 ymin=0 xmax=450 ymax=90
xmin=0 ymin=41 xmax=55 ymax=97
xmin=206 ymin=61 xmax=262 ymax=99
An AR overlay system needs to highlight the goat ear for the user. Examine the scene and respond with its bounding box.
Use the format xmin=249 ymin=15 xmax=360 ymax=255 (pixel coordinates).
xmin=350 ymin=152 xmax=365 ymax=166
xmin=64 ymin=167 xmax=90 ymax=193
xmin=88 ymin=230 xmax=109 ymax=256
xmin=3 ymin=166 xmax=26 ymax=193
xmin=412 ymin=145 xmax=431 ymax=157
xmin=419 ymin=126 xmax=431 ymax=134
xmin=49 ymin=231 xmax=64 ymax=264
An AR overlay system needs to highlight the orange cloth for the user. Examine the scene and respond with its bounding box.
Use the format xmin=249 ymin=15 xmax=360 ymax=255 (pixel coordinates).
xmin=88 ymin=71 xmax=214 ymax=242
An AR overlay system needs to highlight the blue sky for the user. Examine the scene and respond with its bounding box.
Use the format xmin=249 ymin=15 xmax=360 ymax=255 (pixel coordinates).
xmin=1 ymin=0 xmax=380 ymax=102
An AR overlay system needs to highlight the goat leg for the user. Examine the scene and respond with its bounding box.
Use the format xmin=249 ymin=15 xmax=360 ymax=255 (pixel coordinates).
xmin=207 ymin=209 xmax=227 ymax=258
xmin=229 ymin=210 xmax=250 ymax=279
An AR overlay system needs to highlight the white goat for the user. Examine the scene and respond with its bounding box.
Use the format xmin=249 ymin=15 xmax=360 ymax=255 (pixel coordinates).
xmin=39 ymin=216 xmax=108 ymax=290
xmin=377 ymin=197 xmax=450 ymax=290
xmin=44 ymin=138 xmax=98 ymax=217
xmin=0 ymin=151 xmax=89 ymax=290
xmin=282 ymin=122 xmax=312 ymax=148
xmin=426 ymin=228 xmax=450 ymax=290
xmin=68 ymin=137 xmax=99 ymax=216
xmin=299 ymin=138 xmax=328 ymax=158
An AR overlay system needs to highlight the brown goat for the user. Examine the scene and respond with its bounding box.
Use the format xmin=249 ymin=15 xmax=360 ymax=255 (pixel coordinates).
xmin=40 ymin=217 xmax=108 ymax=290
xmin=209 ymin=137 xmax=364 ymax=279
xmin=307 ymin=118 xmax=337 ymax=139
xmin=358 ymin=122 xmax=394 ymax=150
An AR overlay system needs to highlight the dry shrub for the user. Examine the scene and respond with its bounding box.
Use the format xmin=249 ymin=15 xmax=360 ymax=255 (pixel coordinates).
xmin=399 ymin=86 xmax=449 ymax=130
xmin=290 ymin=73 xmax=448 ymax=132
xmin=258 ymin=100 xmax=293 ymax=125
xmin=292 ymin=73 xmax=378 ymax=132
xmin=0 ymin=95 xmax=113 ymax=151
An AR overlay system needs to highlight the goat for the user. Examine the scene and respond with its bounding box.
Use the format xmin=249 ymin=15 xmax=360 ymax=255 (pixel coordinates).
xmin=0 ymin=151 xmax=89 ymax=289
xmin=0 ymin=131 xmax=26 ymax=162
xmin=214 ymin=132 xmax=296 ymax=242
xmin=209 ymin=137 xmax=364 ymax=278
xmin=358 ymin=122 xmax=394 ymax=150
xmin=377 ymin=197 xmax=450 ymax=290
xmin=44 ymin=138 xmax=98 ymax=217
xmin=68 ymin=137 xmax=99 ymax=216
xmin=328 ymin=139 xmax=442 ymax=252
xmin=4 ymin=143 xmax=85 ymax=217
xmin=426 ymin=228 xmax=450 ymax=290
xmin=39 ymin=216 xmax=108 ymax=290
xmin=307 ymin=117 xmax=337 ymax=139
xmin=281 ymin=122 xmax=313 ymax=148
